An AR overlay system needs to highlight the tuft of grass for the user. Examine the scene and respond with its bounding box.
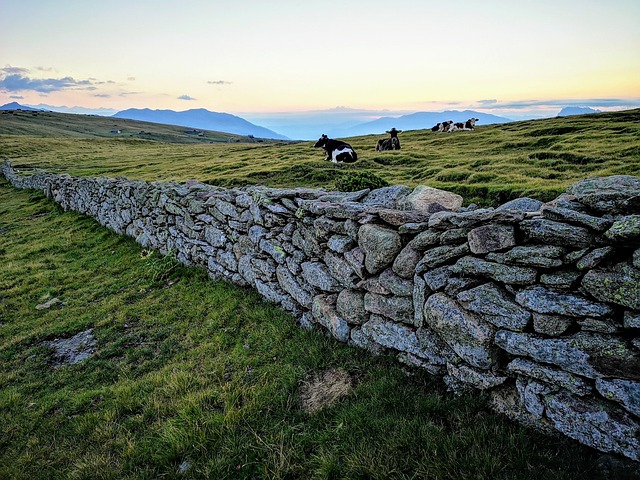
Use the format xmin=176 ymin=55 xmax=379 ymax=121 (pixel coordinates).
xmin=2 ymin=179 xmax=639 ymax=479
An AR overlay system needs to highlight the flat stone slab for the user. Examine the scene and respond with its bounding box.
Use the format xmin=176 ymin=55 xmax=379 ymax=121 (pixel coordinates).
xmin=44 ymin=329 xmax=96 ymax=367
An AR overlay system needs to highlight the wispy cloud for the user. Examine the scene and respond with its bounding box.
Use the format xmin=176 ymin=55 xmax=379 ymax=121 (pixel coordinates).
xmin=178 ymin=94 xmax=196 ymax=101
xmin=93 ymin=93 xmax=111 ymax=98
xmin=2 ymin=66 xmax=29 ymax=75
xmin=0 ymin=71 xmax=99 ymax=93
xmin=127 ymin=77 xmax=136 ymax=81
xmin=208 ymin=80 xmax=232 ymax=85
xmin=10 ymin=95 xmax=24 ymax=99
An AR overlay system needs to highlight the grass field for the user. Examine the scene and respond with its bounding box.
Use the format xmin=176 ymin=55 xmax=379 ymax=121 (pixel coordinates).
xmin=2 ymin=179 xmax=637 ymax=480
xmin=2 ymin=108 xmax=639 ymax=206
xmin=2 ymin=109 xmax=640 ymax=478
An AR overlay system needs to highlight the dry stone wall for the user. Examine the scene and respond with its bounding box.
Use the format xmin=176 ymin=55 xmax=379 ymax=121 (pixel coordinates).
xmin=3 ymin=160 xmax=640 ymax=461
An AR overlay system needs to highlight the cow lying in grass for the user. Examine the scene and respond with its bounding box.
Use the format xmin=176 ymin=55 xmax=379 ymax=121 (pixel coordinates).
xmin=449 ymin=118 xmax=479 ymax=132
xmin=431 ymin=120 xmax=453 ymax=132
xmin=375 ymin=128 xmax=402 ymax=151
xmin=314 ymin=134 xmax=358 ymax=163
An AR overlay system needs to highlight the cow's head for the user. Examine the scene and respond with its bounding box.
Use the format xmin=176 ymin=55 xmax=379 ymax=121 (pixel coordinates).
xmin=386 ymin=128 xmax=402 ymax=137
xmin=314 ymin=134 xmax=329 ymax=148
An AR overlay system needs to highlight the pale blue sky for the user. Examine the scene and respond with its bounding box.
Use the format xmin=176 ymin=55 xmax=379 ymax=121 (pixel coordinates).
xmin=1 ymin=0 xmax=639 ymax=118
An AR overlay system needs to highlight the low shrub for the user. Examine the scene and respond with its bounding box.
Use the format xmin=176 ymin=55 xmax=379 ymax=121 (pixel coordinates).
xmin=335 ymin=171 xmax=389 ymax=192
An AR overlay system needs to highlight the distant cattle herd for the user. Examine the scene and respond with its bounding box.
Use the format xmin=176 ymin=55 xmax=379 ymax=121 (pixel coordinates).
xmin=315 ymin=118 xmax=479 ymax=163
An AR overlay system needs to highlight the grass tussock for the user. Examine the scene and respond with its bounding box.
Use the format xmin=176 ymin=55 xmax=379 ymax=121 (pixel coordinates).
xmin=1 ymin=180 xmax=637 ymax=479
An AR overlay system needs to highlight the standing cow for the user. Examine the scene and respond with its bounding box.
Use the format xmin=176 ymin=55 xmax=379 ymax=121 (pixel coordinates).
xmin=375 ymin=127 xmax=403 ymax=151
xmin=314 ymin=134 xmax=358 ymax=163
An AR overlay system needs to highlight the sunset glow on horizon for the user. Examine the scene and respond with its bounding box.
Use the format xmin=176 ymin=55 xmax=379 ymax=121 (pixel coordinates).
xmin=1 ymin=0 xmax=639 ymax=119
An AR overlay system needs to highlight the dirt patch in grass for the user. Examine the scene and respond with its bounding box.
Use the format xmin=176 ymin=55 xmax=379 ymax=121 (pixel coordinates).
xmin=299 ymin=368 xmax=354 ymax=413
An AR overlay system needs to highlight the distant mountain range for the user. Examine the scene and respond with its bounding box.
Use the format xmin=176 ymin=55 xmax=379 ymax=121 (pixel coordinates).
xmin=1 ymin=101 xmax=615 ymax=140
xmin=557 ymin=106 xmax=601 ymax=117
xmin=0 ymin=101 xmax=44 ymax=112
xmin=112 ymin=108 xmax=289 ymax=140
xmin=332 ymin=110 xmax=511 ymax=137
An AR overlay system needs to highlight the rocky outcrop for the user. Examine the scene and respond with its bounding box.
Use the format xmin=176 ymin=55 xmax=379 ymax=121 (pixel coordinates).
xmin=3 ymin=160 xmax=640 ymax=462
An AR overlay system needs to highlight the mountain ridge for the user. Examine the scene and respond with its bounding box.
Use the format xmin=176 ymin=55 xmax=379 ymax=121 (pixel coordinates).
xmin=112 ymin=108 xmax=289 ymax=140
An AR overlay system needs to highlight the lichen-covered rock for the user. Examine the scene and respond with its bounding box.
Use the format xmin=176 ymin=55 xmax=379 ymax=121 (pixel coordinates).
xmin=440 ymin=227 xmax=471 ymax=245
xmin=413 ymin=274 xmax=428 ymax=327
xmin=491 ymin=245 xmax=566 ymax=269
xmin=544 ymin=390 xmax=640 ymax=461
xmin=324 ymin=251 xmax=358 ymax=289
xmin=359 ymin=315 xmax=424 ymax=357
xmin=418 ymin=243 xmax=470 ymax=269
xmin=422 ymin=265 xmax=453 ymax=291
xmin=392 ymin=245 xmax=422 ymax=279
xmin=457 ymin=283 xmax=531 ymax=331
xmin=401 ymin=185 xmax=463 ymax=213
xmin=357 ymin=224 xmax=402 ymax=274
xmin=364 ymin=293 xmax=414 ymax=325
xmin=516 ymin=285 xmax=613 ymax=317
xmin=407 ymin=229 xmax=441 ymax=251
xmin=576 ymin=246 xmax=614 ymax=270
xmin=336 ymin=290 xmax=368 ymax=325
xmin=276 ymin=265 xmax=314 ymax=308
xmin=424 ymin=293 xmax=499 ymax=370
xmin=595 ymin=378 xmax=640 ymax=417
xmin=468 ymin=224 xmax=516 ymax=254
xmin=507 ymin=358 xmax=592 ymax=396
xmin=582 ymin=264 xmax=640 ymax=310
xmin=532 ymin=313 xmax=573 ymax=336
xmin=447 ymin=362 xmax=507 ymax=390
xmin=327 ymin=234 xmax=354 ymax=253
xmin=520 ymin=219 xmax=593 ymax=248
xmin=301 ymin=262 xmax=343 ymax=292
xmin=539 ymin=270 xmax=582 ymax=290
xmin=542 ymin=206 xmax=613 ymax=232
xmin=362 ymin=185 xmax=412 ymax=208
xmin=624 ymin=311 xmax=640 ymax=329
xmin=429 ymin=209 xmax=525 ymax=229
xmin=312 ymin=294 xmax=350 ymax=342
xmin=495 ymin=330 xmax=639 ymax=379
xmin=567 ymin=175 xmax=640 ymax=214
xmin=495 ymin=197 xmax=544 ymax=212
xmin=377 ymin=209 xmax=430 ymax=226
xmin=378 ymin=268 xmax=413 ymax=296
xmin=451 ymin=256 xmax=537 ymax=285
xmin=516 ymin=377 xmax=552 ymax=418
xmin=604 ymin=215 xmax=640 ymax=243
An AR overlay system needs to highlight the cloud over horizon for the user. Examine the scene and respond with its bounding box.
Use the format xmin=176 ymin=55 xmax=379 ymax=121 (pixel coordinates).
xmin=0 ymin=69 xmax=101 ymax=94
xmin=178 ymin=95 xmax=196 ymax=101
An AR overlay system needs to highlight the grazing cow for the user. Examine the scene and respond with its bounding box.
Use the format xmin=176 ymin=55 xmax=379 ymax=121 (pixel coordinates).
xmin=375 ymin=127 xmax=402 ymax=151
xmin=431 ymin=120 xmax=453 ymax=132
xmin=314 ymin=134 xmax=358 ymax=163
xmin=449 ymin=118 xmax=479 ymax=132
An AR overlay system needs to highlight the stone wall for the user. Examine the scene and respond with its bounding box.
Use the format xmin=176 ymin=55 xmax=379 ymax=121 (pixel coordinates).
xmin=3 ymin=160 xmax=640 ymax=461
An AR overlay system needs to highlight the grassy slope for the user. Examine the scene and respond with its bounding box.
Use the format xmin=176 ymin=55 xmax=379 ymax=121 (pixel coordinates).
xmin=0 ymin=109 xmax=289 ymax=145
xmin=1 ymin=109 xmax=639 ymax=205
xmin=1 ymin=179 xmax=631 ymax=480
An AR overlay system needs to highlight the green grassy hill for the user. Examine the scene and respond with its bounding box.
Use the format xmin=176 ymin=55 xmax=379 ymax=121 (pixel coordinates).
xmin=2 ymin=108 xmax=639 ymax=205
xmin=0 ymin=109 xmax=288 ymax=145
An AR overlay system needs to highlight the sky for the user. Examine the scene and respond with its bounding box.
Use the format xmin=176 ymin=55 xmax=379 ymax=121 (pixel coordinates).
xmin=1 ymin=0 xmax=639 ymax=122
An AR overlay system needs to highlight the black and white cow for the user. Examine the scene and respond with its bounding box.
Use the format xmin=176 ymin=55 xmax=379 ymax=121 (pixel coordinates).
xmin=375 ymin=127 xmax=402 ymax=151
xmin=449 ymin=118 xmax=479 ymax=132
xmin=431 ymin=120 xmax=453 ymax=132
xmin=314 ymin=134 xmax=358 ymax=163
